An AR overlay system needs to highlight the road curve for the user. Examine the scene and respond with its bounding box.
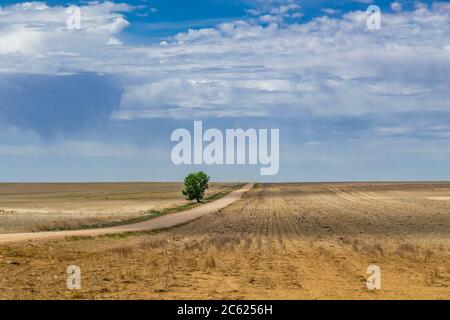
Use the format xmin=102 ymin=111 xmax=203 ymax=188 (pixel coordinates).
xmin=0 ymin=184 xmax=254 ymax=244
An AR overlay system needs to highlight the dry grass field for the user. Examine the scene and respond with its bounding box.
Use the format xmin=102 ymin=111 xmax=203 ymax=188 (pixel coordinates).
xmin=1 ymin=182 xmax=450 ymax=299
xmin=0 ymin=182 xmax=236 ymax=233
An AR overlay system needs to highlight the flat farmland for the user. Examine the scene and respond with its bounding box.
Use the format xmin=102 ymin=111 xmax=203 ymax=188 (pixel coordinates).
xmin=1 ymin=182 xmax=450 ymax=299
xmin=0 ymin=182 xmax=237 ymax=233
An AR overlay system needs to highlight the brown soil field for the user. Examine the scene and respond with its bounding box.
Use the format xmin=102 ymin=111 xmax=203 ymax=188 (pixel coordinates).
xmin=0 ymin=182 xmax=237 ymax=233
xmin=1 ymin=182 xmax=450 ymax=299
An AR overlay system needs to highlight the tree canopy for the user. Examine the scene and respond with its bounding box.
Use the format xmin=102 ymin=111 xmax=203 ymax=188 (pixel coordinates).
xmin=182 ymin=171 xmax=210 ymax=203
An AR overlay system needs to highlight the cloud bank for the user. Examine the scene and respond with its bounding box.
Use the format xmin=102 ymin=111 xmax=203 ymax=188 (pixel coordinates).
xmin=0 ymin=1 xmax=449 ymax=181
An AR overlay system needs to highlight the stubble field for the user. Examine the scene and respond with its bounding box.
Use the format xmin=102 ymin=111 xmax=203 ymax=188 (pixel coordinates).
xmin=0 ymin=182 xmax=449 ymax=299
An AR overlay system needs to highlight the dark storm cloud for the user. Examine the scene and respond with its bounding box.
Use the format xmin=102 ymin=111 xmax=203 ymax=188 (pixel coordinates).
xmin=0 ymin=73 xmax=122 ymax=139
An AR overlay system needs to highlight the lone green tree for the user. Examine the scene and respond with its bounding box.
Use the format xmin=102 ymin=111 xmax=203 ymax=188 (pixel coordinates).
xmin=182 ymin=171 xmax=210 ymax=203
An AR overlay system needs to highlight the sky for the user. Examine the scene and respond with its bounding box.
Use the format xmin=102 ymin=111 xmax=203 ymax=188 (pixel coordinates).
xmin=0 ymin=0 xmax=449 ymax=182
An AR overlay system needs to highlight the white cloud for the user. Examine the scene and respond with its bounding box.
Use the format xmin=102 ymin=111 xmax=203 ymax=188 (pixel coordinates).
xmin=0 ymin=1 xmax=131 ymax=56
xmin=321 ymin=8 xmax=338 ymax=15
xmin=0 ymin=1 xmax=449 ymax=123
xmin=391 ymin=2 xmax=402 ymax=12
xmin=246 ymin=1 xmax=302 ymax=21
xmin=174 ymin=28 xmax=221 ymax=43
xmin=107 ymin=36 xmax=123 ymax=46
xmin=259 ymin=14 xmax=283 ymax=24
xmin=270 ymin=4 xmax=300 ymax=15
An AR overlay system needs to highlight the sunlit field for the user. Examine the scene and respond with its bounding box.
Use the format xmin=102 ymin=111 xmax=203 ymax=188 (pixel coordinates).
xmin=1 ymin=183 xmax=449 ymax=299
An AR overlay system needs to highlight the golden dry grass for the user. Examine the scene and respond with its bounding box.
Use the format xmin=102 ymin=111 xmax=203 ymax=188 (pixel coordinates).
xmin=0 ymin=182 xmax=236 ymax=233
xmin=0 ymin=182 xmax=450 ymax=299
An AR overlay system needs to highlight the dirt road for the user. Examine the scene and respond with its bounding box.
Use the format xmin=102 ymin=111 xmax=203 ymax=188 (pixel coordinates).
xmin=0 ymin=182 xmax=236 ymax=233
xmin=0 ymin=184 xmax=253 ymax=244
xmin=1 ymin=182 xmax=449 ymax=299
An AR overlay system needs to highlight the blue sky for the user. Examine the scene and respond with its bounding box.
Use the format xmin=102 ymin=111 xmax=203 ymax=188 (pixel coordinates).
xmin=0 ymin=0 xmax=449 ymax=182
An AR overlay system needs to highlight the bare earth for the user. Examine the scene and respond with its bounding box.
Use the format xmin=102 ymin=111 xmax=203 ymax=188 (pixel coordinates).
xmin=1 ymin=182 xmax=450 ymax=299
xmin=0 ymin=182 xmax=235 ymax=233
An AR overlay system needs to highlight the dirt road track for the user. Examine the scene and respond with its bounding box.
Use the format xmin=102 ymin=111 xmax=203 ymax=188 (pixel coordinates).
xmin=0 ymin=184 xmax=253 ymax=244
